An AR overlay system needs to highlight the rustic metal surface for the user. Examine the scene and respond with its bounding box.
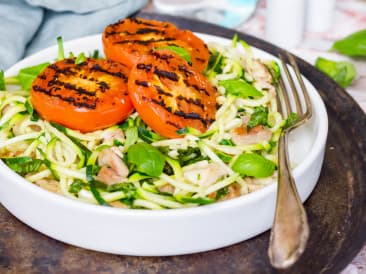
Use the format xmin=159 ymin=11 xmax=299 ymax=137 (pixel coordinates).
xmin=0 ymin=13 xmax=365 ymax=274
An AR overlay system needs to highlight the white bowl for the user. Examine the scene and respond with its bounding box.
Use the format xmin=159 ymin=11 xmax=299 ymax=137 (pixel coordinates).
xmin=0 ymin=33 xmax=328 ymax=256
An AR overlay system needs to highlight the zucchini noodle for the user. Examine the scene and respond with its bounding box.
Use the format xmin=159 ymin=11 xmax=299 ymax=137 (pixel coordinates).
xmin=0 ymin=38 xmax=289 ymax=210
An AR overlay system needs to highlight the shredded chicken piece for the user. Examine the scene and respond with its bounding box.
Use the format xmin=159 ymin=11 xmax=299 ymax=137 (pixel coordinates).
xmin=244 ymin=59 xmax=273 ymax=85
xmin=223 ymin=183 xmax=242 ymax=201
xmin=96 ymin=148 xmax=129 ymax=185
xmin=183 ymin=161 xmax=226 ymax=187
xmin=102 ymin=128 xmax=125 ymax=145
xmin=231 ymin=125 xmax=272 ymax=146
xmin=34 ymin=179 xmax=61 ymax=194
xmin=109 ymin=200 xmax=128 ymax=208
xmin=158 ymin=184 xmax=175 ymax=194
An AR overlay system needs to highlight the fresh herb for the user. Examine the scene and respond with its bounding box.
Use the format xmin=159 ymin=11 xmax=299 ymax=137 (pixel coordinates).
xmin=163 ymin=162 xmax=174 ymax=175
xmin=331 ymin=29 xmax=366 ymax=57
xmin=315 ymin=57 xmax=356 ymax=88
xmin=216 ymin=151 xmax=232 ymax=163
xmin=127 ymin=142 xmax=166 ymax=177
xmin=219 ymin=139 xmax=234 ymax=146
xmin=247 ymin=106 xmax=268 ymax=129
xmin=17 ymin=62 xmax=50 ymax=91
xmin=177 ymin=147 xmax=207 ymax=166
xmin=283 ymin=112 xmax=299 ymax=129
xmin=232 ymin=153 xmax=275 ymax=178
xmin=0 ymin=70 xmax=5 ymax=90
xmin=57 ymin=36 xmax=65 ymax=60
xmin=215 ymin=186 xmax=229 ymax=200
xmin=69 ymin=179 xmax=88 ymax=194
xmin=232 ymin=33 xmax=239 ymax=47
xmin=205 ymin=50 xmax=223 ymax=74
xmin=74 ymin=52 xmax=86 ymax=64
xmin=265 ymin=60 xmax=281 ymax=83
xmin=156 ymin=45 xmax=191 ymax=63
xmin=138 ymin=126 xmax=163 ymax=143
xmin=25 ymin=99 xmax=39 ymax=121
xmin=219 ymin=79 xmax=262 ymax=98
xmin=1 ymin=156 xmax=43 ymax=176
xmin=124 ymin=127 xmax=138 ymax=149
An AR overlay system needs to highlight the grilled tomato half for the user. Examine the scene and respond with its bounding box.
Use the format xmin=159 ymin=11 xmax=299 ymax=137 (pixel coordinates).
xmin=102 ymin=18 xmax=209 ymax=71
xmin=128 ymin=50 xmax=217 ymax=138
xmin=30 ymin=58 xmax=134 ymax=132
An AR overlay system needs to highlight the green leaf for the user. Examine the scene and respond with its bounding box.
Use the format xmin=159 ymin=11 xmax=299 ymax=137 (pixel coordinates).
xmin=124 ymin=127 xmax=138 ymax=149
xmin=17 ymin=62 xmax=50 ymax=91
xmin=232 ymin=153 xmax=275 ymax=178
xmin=127 ymin=142 xmax=166 ymax=177
xmin=2 ymin=156 xmax=43 ymax=176
xmin=265 ymin=61 xmax=281 ymax=83
xmin=0 ymin=70 xmax=5 ymax=90
xmin=74 ymin=52 xmax=86 ymax=64
xmin=219 ymin=139 xmax=234 ymax=146
xmin=215 ymin=186 xmax=229 ymax=200
xmin=69 ymin=179 xmax=88 ymax=194
xmin=177 ymin=146 xmax=207 ymax=166
xmin=137 ymin=126 xmax=164 ymax=143
xmin=283 ymin=112 xmax=299 ymax=129
xmin=331 ymin=29 xmax=366 ymax=57
xmin=156 ymin=45 xmax=191 ymax=63
xmin=315 ymin=57 xmax=356 ymax=88
xmin=219 ymin=79 xmax=262 ymax=98
xmin=247 ymin=106 xmax=268 ymax=129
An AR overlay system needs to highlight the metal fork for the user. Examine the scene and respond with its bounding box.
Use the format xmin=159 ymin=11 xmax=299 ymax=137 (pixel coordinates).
xmin=268 ymin=52 xmax=312 ymax=269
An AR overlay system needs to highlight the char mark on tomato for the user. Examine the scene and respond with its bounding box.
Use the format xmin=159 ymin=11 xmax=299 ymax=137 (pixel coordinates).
xmin=154 ymin=85 xmax=173 ymax=97
xmin=136 ymin=63 xmax=152 ymax=71
xmin=176 ymin=95 xmax=204 ymax=110
xmin=32 ymin=85 xmax=97 ymax=109
xmin=90 ymin=63 xmax=128 ymax=81
xmin=153 ymin=68 xmax=179 ymax=81
xmin=114 ymin=38 xmax=175 ymax=45
xmin=135 ymin=80 xmax=149 ymax=87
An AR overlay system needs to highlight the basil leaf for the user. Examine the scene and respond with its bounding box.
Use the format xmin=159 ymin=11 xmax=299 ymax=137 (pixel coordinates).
xmin=219 ymin=79 xmax=262 ymax=98
xmin=124 ymin=127 xmax=138 ymax=149
xmin=2 ymin=156 xmax=43 ymax=176
xmin=332 ymin=29 xmax=366 ymax=57
xmin=17 ymin=62 xmax=50 ymax=91
xmin=0 ymin=70 xmax=5 ymax=90
xmin=156 ymin=45 xmax=191 ymax=62
xmin=247 ymin=106 xmax=268 ymax=129
xmin=232 ymin=153 xmax=275 ymax=178
xmin=315 ymin=57 xmax=356 ymax=88
xmin=127 ymin=142 xmax=165 ymax=177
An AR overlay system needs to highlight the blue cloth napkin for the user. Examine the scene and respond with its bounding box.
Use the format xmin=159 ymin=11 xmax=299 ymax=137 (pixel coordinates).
xmin=0 ymin=0 xmax=147 ymax=70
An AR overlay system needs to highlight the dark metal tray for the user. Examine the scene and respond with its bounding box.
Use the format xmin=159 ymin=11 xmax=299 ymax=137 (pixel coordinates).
xmin=1 ymin=12 xmax=365 ymax=274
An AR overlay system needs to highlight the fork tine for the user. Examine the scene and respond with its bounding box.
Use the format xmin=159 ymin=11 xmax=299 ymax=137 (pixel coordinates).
xmin=279 ymin=54 xmax=303 ymax=116
xmin=278 ymin=55 xmax=292 ymax=116
xmin=285 ymin=52 xmax=312 ymax=121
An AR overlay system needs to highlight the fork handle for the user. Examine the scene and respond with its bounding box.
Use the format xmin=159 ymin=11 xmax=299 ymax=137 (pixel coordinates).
xmin=268 ymin=133 xmax=309 ymax=269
